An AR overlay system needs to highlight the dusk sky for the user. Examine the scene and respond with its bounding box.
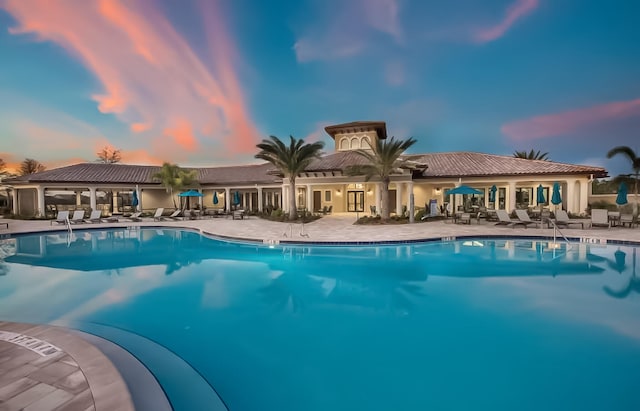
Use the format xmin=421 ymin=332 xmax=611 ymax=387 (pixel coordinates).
xmin=1 ymin=0 xmax=638 ymax=176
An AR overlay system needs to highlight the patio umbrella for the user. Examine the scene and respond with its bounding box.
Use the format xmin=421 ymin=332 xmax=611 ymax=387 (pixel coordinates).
xmin=551 ymin=182 xmax=562 ymax=206
xmin=233 ymin=191 xmax=241 ymax=206
xmin=489 ymin=185 xmax=497 ymax=203
xmin=616 ymin=182 xmax=628 ymax=206
xmin=178 ymin=190 xmax=203 ymax=197
xmin=213 ymin=191 xmax=219 ymax=205
xmin=536 ymin=184 xmax=545 ymax=205
xmin=445 ymin=185 xmax=482 ymax=195
xmin=131 ymin=189 xmax=139 ymax=208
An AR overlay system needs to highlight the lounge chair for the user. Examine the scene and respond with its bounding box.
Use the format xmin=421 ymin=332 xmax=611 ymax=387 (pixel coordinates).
xmin=495 ymin=210 xmax=536 ymax=228
xmin=232 ymin=209 xmax=245 ymax=220
xmin=454 ymin=213 xmax=471 ymax=224
xmin=85 ymin=210 xmax=103 ymax=223
xmin=51 ymin=210 xmax=70 ymax=225
xmin=620 ymin=214 xmax=636 ymax=228
xmin=514 ymin=209 xmax=539 ymax=228
xmin=495 ymin=210 xmax=514 ymax=226
xmin=124 ymin=212 xmax=142 ymax=222
xmin=68 ymin=210 xmax=86 ymax=224
xmin=590 ymin=209 xmax=610 ymax=228
xmin=152 ymin=208 xmax=165 ymax=221
xmin=554 ymin=210 xmax=584 ymax=229
xmin=165 ymin=210 xmax=182 ymax=220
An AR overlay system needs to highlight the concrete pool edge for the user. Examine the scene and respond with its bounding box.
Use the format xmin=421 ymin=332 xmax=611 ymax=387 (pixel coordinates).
xmin=0 ymin=321 xmax=136 ymax=411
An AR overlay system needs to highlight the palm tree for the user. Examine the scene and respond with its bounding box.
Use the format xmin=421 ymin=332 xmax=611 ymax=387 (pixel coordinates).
xmin=607 ymin=146 xmax=640 ymax=216
xmin=152 ymin=162 xmax=198 ymax=209
xmin=346 ymin=136 xmax=418 ymax=221
xmin=255 ymin=135 xmax=325 ymax=221
xmin=20 ymin=158 xmax=46 ymax=175
xmin=96 ymin=146 xmax=122 ymax=163
xmin=513 ymin=149 xmax=549 ymax=160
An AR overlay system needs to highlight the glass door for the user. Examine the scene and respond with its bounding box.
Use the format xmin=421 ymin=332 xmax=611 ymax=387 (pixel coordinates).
xmin=347 ymin=191 xmax=365 ymax=212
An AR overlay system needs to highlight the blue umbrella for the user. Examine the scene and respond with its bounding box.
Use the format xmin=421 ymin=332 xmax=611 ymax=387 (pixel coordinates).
xmin=616 ymin=182 xmax=628 ymax=205
xmin=131 ymin=189 xmax=139 ymax=207
xmin=489 ymin=185 xmax=497 ymax=203
xmin=551 ymin=182 xmax=562 ymax=205
xmin=213 ymin=191 xmax=219 ymax=205
xmin=178 ymin=190 xmax=203 ymax=197
xmin=536 ymin=184 xmax=545 ymax=205
xmin=233 ymin=191 xmax=241 ymax=206
xmin=445 ymin=185 xmax=482 ymax=195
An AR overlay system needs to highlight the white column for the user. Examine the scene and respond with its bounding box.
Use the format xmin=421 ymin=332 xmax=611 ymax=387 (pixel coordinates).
xmin=306 ymin=184 xmax=312 ymax=211
xmin=225 ymin=188 xmax=231 ymax=211
xmin=396 ymin=182 xmax=403 ymax=215
xmin=36 ymin=187 xmax=45 ymax=217
xmin=11 ymin=188 xmax=18 ymax=215
xmin=75 ymin=190 xmax=82 ymax=206
xmin=508 ymin=181 xmax=516 ymax=213
xmin=579 ymin=180 xmax=589 ymax=216
xmin=198 ymin=189 xmax=203 ymax=209
xmin=566 ymin=180 xmax=576 ymax=213
xmin=247 ymin=192 xmax=252 ymax=210
xmin=89 ymin=187 xmax=97 ymax=212
xmin=257 ymin=187 xmax=263 ymax=212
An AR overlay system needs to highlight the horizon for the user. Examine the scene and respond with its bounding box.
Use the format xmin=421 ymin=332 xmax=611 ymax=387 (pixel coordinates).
xmin=1 ymin=0 xmax=639 ymax=177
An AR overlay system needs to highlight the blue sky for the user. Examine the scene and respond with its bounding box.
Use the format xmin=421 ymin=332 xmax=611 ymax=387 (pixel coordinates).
xmin=0 ymin=0 xmax=638 ymax=176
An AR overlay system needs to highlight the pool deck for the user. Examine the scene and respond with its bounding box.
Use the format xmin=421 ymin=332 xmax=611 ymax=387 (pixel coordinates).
xmin=0 ymin=213 xmax=639 ymax=410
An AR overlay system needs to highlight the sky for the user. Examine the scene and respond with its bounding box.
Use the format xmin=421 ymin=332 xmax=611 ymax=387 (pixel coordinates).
xmin=0 ymin=0 xmax=639 ymax=177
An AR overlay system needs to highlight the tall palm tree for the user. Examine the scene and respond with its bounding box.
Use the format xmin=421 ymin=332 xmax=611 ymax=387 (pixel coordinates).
xmin=513 ymin=149 xmax=549 ymax=160
xmin=20 ymin=158 xmax=46 ymax=175
xmin=255 ymin=135 xmax=325 ymax=221
xmin=607 ymin=146 xmax=640 ymax=216
xmin=346 ymin=136 xmax=418 ymax=221
xmin=152 ymin=162 xmax=198 ymax=209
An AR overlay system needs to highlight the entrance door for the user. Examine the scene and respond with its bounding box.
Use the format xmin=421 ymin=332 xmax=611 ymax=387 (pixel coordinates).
xmin=313 ymin=191 xmax=322 ymax=212
xmin=388 ymin=190 xmax=397 ymax=213
xmin=347 ymin=191 xmax=365 ymax=212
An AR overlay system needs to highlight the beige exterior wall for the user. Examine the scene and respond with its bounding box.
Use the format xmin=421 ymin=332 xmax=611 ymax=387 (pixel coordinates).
xmin=333 ymin=130 xmax=378 ymax=152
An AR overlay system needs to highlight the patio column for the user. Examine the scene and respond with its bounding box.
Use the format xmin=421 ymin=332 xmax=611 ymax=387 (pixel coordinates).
xmin=579 ymin=180 xmax=589 ymax=215
xmin=36 ymin=187 xmax=45 ymax=217
xmin=198 ymin=189 xmax=203 ymax=209
xmin=508 ymin=181 xmax=516 ymax=213
xmin=306 ymin=184 xmax=312 ymax=212
xmin=566 ymin=179 xmax=577 ymax=214
xmin=257 ymin=187 xmax=263 ymax=212
xmin=396 ymin=182 xmax=403 ymax=215
xmin=89 ymin=187 xmax=97 ymax=212
xmin=11 ymin=188 xmax=18 ymax=214
xmin=225 ymin=188 xmax=231 ymax=211
xmin=75 ymin=190 xmax=82 ymax=207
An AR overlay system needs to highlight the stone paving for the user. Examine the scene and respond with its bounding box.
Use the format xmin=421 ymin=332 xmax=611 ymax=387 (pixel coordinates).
xmin=0 ymin=213 xmax=638 ymax=411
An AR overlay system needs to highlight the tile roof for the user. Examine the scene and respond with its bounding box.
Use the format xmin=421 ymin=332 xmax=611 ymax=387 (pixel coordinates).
xmin=6 ymin=151 xmax=607 ymax=186
xmin=410 ymin=152 xmax=607 ymax=178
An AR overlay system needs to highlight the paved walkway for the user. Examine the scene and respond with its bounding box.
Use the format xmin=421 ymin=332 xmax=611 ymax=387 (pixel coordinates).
xmin=0 ymin=213 xmax=638 ymax=411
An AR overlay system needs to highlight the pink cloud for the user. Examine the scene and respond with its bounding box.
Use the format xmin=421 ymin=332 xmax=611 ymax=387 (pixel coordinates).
xmin=293 ymin=0 xmax=402 ymax=62
xmin=1 ymin=0 xmax=261 ymax=157
xmin=474 ymin=0 xmax=538 ymax=43
xmin=501 ymin=98 xmax=640 ymax=141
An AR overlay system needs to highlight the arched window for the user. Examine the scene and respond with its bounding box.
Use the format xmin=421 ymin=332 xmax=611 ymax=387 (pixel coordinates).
xmin=361 ymin=136 xmax=371 ymax=148
xmin=340 ymin=138 xmax=349 ymax=150
xmin=350 ymin=137 xmax=359 ymax=149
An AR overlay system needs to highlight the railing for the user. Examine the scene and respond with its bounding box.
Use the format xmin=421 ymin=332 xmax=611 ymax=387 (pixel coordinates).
xmin=282 ymin=222 xmax=310 ymax=238
xmin=546 ymin=218 xmax=572 ymax=252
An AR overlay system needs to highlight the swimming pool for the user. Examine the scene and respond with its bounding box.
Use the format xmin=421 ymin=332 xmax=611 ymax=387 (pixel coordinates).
xmin=1 ymin=228 xmax=639 ymax=410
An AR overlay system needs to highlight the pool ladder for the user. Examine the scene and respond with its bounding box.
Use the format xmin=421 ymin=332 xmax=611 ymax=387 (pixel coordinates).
xmin=546 ymin=218 xmax=572 ymax=259
xmin=282 ymin=222 xmax=310 ymax=238
xmin=65 ymin=216 xmax=73 ymax=247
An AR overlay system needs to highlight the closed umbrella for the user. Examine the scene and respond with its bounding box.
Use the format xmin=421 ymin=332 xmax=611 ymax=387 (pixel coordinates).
xmin=616 ymin=182 xmax=628 ymax=206
xmin=233 ymin=191 xmax=241 ymax=206
xmin=131 ymin=189 xmax=139 ymax=208
xmin=489 ymin=185 xmax=497 ymax=203
xmin=213 ymin=191 xmax=219 ymax=205
xmin=536 ymin=184 xmax=545 ymax=205
xmin=551 ymin=182 xmax=562 ymax=207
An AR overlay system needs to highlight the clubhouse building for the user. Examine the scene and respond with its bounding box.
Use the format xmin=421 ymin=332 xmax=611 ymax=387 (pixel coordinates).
xmin=6 ymin=121 xmax=607 ymax=218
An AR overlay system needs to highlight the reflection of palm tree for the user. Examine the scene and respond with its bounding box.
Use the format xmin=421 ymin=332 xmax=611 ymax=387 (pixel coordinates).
xmin=603 ymin=248 xmax=639 ymax=299
xmin=259 ymin=272 xmax=325 ymax=313
xmin=607 ymin=248 xmax=627 ymax=274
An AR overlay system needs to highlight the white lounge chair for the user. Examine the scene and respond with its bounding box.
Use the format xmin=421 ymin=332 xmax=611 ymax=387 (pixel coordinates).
xmin=152 ymin=208 xmax=165 ymax=221
xmin=514 ymin=209 xmax=539 ymax=228
xmin=85 ymin=210 xmax=103 ymax=223
xmin=51 ymin=210 xmax=70 ymax=225
xmin=165 ymin=210 xmax=182 ymax=220
xmin=69 ymin=210 xmax=86 ymax=224
xmin=495 ymin=210 xmax=514 ymax=226
xmin=554 ymin=210 xmax=584 ymax=229
xmin=124 ymin=212 xmax=142 ymax=222
xmin=590 ymin=209 xmax=610 ymax=228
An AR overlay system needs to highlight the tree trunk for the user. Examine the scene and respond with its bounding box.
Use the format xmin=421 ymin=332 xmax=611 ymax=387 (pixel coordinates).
xmin=289 ymin=178 xmax=297 ymax=221
xmin=380 ymin=178 xmax=390 ymax=220
xmin=170 ymin=188 xmax=177 ymax=209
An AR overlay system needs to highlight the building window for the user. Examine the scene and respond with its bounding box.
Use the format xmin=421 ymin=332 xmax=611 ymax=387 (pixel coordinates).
xmin=325 ymin=190 xmax=331 ymax=202
xmin=340 ymin=138 xmax=348 ymax=150
xmin=361 ymin=136 xmax=371 ymax=148
xmin=350 ymin=137 xmax=359 ymax=149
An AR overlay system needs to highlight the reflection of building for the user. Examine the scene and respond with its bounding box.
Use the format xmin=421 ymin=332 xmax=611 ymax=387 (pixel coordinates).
xmin=6 ymin=121 xmax=606 ymax=217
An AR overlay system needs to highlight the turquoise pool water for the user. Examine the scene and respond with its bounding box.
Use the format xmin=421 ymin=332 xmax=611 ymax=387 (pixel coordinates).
xmin=1 ymin=228 xmax=639 ymax=410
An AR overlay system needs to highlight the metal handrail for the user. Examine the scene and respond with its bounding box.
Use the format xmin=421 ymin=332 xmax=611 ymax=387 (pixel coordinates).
xmin=546 ymin=218 xmax=571 ymax=251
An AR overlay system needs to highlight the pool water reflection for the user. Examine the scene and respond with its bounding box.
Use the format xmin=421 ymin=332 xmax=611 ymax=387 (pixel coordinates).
xmin=0 ymin=228 xmax=639 ymax=411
